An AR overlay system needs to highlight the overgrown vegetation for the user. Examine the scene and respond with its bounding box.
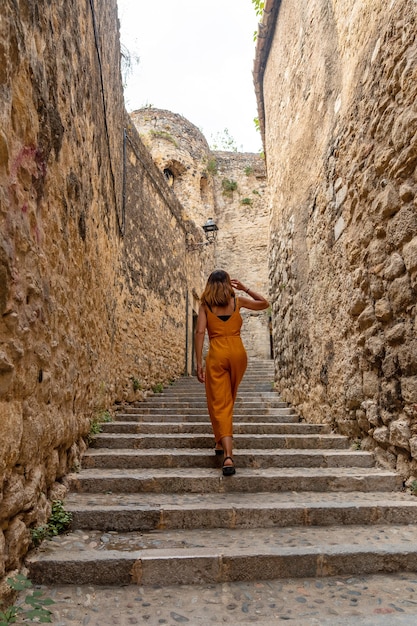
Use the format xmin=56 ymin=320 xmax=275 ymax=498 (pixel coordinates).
xmin=87 ymin=409 xmax=112 ymax=442
xmin=152 ymin=383 xmax=164 ymax=394
xmin=0 ymin=575 xmax=54 ymax=624
xmin=244 ymin=165 xmax=253 ymax=176
xmin=252 ymin=1 xmax=265 ymax=41
xmin=206 ymin=158 xmax=218 ymax=175
xmin=221 ymin=178 xmax=238 ymax=196
xmin=131 ymin=376 xmax=141 ymax=392
xmin=149 ymin=130 xmax=178 ymax=147
xmin=30 ymin=500 xmax=73 ymax=547
xmin=241 ymin=197 xmax=253 ymax=206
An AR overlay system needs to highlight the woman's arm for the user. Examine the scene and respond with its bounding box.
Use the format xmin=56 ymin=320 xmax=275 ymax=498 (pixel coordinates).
xmin=194 ymin=304 xmax=207 ymax=383
xmin=231 ymin=279 xmax=269 ymax=311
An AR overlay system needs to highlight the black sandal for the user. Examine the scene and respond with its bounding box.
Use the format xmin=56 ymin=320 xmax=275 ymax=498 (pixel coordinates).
xmin=222 ymin=456 xmax=236 ymax=476
xmin=215 ymin=446 xmax=224 ymax=456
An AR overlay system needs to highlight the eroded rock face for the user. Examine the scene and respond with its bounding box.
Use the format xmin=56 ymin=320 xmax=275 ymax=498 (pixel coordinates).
xmin=0 ymin=0 xmax=210 ymax=588
xmin=258 ymin=0 xmax=417 ymax=475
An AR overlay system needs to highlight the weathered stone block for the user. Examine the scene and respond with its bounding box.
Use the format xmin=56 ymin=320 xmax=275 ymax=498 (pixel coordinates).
xmin=403 ymin=235 xmax=417 ymax=274
xmin=362 ymin=401 xmax=380 ymax=427
xmin=374 ymin=299 xmax=392 ymax=322
xmin=349 ymin=291 xmax=367 ymax=316
xmin=373 ymin=425 xmax=389 ymax=445
xmin=401 ymin=376 xmax=417 ymax=404
xmin=396 ymin=452 xmax=411 ymax=478
xmin=410 ymin=436 xmax=417 ymax=459
xmin=387 ymin=206 xmax=417 ymax=248
xmin=389 ymin=417 xmax=411 ymax=450
xmin=391 ymin=109 xmax=417 ymax=151
xmin=384 ymin=252 xmax=405 ymax=280
xmin=369 ymin=276 xmax=384 ymax=299
xmin=374 ymin=446 xmax=396 ymax=470
xmin=365 ymin=335 xmax=385 ymax=361
xmin=372 ymin=185 xmax=400 ymax=219
xmin=0 ymin=402 xmax=23 ymax=477
xmin=380 ymin=379 xmax=402 ymax=410
xmin=399 ymin=183 xmax=414 ymax=202
xmin=384 ymin=323 xmax=405 ymax=344
xmin=362 ymin=370 xmax=379 ymax=397
xmin=381 ymin=350 xmax=399 ymax=379
xmin=4 ymin=518 xmax=30 ymax=570
xmin=387 ymin=275 xmax=413 ymax=313
xmin=357 ymin=305 xmax=376 ymax=329
xmin=398 ymin=341 xmax=417 ymax=376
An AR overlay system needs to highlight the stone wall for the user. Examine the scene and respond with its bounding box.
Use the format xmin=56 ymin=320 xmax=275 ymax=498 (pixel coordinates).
xmin=212 ymin=152 xmax=270 ymax=359
xmin=256 ymin=0 xmax=417 ymax=478
xmin=0 ymin=0 xmax=207 ymax=589
xmin=131 ymin=110 xmax=271 ymax=361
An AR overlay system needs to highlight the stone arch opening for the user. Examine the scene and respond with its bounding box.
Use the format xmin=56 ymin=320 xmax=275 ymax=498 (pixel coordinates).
xmin=162 ymin=160 xmax=186 ymax=189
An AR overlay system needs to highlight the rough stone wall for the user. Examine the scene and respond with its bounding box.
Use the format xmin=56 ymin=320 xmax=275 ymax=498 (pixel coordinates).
xmin=0 ymin=0 xmax=206 ymax=589
xmin=131 ymin=111 xmax=271 ymax=361
xmin=258 ymin=0 xmax=417 ymax=478
xmin=212 ymin=152 xmax=270 ymax=359
xmin=131 ymin=109 xmax=216 ymax=229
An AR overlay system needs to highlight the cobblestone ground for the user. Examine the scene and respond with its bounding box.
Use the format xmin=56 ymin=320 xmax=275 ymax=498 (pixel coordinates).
xmin=22 ymin=572 xmax=417 ymax=625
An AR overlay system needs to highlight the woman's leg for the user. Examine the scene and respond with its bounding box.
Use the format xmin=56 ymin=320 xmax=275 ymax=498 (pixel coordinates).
xmin=221 ymin=436 xmax=233 ymax=465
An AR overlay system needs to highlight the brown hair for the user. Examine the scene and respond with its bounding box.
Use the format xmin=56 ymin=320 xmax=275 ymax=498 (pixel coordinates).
xmin=200 ymin=270 xmax=234 ymax=308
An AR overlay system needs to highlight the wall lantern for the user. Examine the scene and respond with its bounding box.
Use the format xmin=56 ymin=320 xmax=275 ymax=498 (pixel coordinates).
xmin=186 ymin=217 xmax=219 ymax=250
xmin=202 ymin=217 xmax=218 ymax=244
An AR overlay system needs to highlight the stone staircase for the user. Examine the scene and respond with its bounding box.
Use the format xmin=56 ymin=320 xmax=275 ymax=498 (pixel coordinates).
xmin=28 ymin=360 xmax=417 ymax=585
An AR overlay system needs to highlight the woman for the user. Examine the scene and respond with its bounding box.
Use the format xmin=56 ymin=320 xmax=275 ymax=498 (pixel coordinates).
xmin=195 ymin=270 xmax=269 ymax=476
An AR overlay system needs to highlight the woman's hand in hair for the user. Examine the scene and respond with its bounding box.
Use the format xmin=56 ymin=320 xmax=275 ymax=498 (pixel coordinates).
xmin=231 ymin=279 xmax=247 ymax=292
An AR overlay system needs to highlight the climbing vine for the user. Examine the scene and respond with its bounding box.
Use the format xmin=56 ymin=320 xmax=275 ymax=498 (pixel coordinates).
xmin=252 ymin=0 xmax=265 ymax=41
xmin=252 ymin=0 xmax=265 ymax=17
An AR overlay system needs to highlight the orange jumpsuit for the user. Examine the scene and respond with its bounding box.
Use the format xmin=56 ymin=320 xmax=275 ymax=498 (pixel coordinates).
xmin=204 ymin=298 xmax=247 ymax=442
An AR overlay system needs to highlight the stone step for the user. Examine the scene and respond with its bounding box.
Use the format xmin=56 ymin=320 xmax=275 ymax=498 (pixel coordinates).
xmin=27 ymin=524 xmax=417 ymax=586
xmin=67 ymin=467 xmax=401 ymax=494
xmin=81 ymin=448 xmax=375 ymax=470
xmin=91 ymin=433 xmax=350 ymax=450
xmin=64 ymin=491 xmax=417 ymax=532
xmin=114 ymin=412 xmax=299 ymax=424
xmin=102 ymin=421 xmax=330 ymax=435
xmin=130 ymin=400 xmax=286 ymax=409
xmin=120 ymin=406 xmax=290 ymax=415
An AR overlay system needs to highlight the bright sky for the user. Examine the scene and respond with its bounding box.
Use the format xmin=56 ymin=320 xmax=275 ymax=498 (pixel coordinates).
xmin=117 ymin=0 xmax=262 ymax=153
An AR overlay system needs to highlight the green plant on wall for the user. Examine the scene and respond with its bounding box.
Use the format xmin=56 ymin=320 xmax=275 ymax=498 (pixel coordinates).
xmin=241 ymin=197 xmax=253 ymax=206
xmin=152 ymin=382 xmax=164 ymax=394
xmin=206 ymin=158 xmax=218 ymax=175
xmin=30 ymin=500 xmax=73 ymax=547
xmin=149 ymin=130 xmax=178 ymax=147
xmin=87 ymin=409 xmax=113 ymax=442
xmin=244 ymin=165 xmax=253 ymax=176
xmin=131 ymin=376 xmax=141 ymax=392
xmin=222 ymin=178 xmax=238 ymax=196
xmin=252 ymin=1 xmax=265 ymax=41
xmin=0 ymin=574 xmax=54 ymax=624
